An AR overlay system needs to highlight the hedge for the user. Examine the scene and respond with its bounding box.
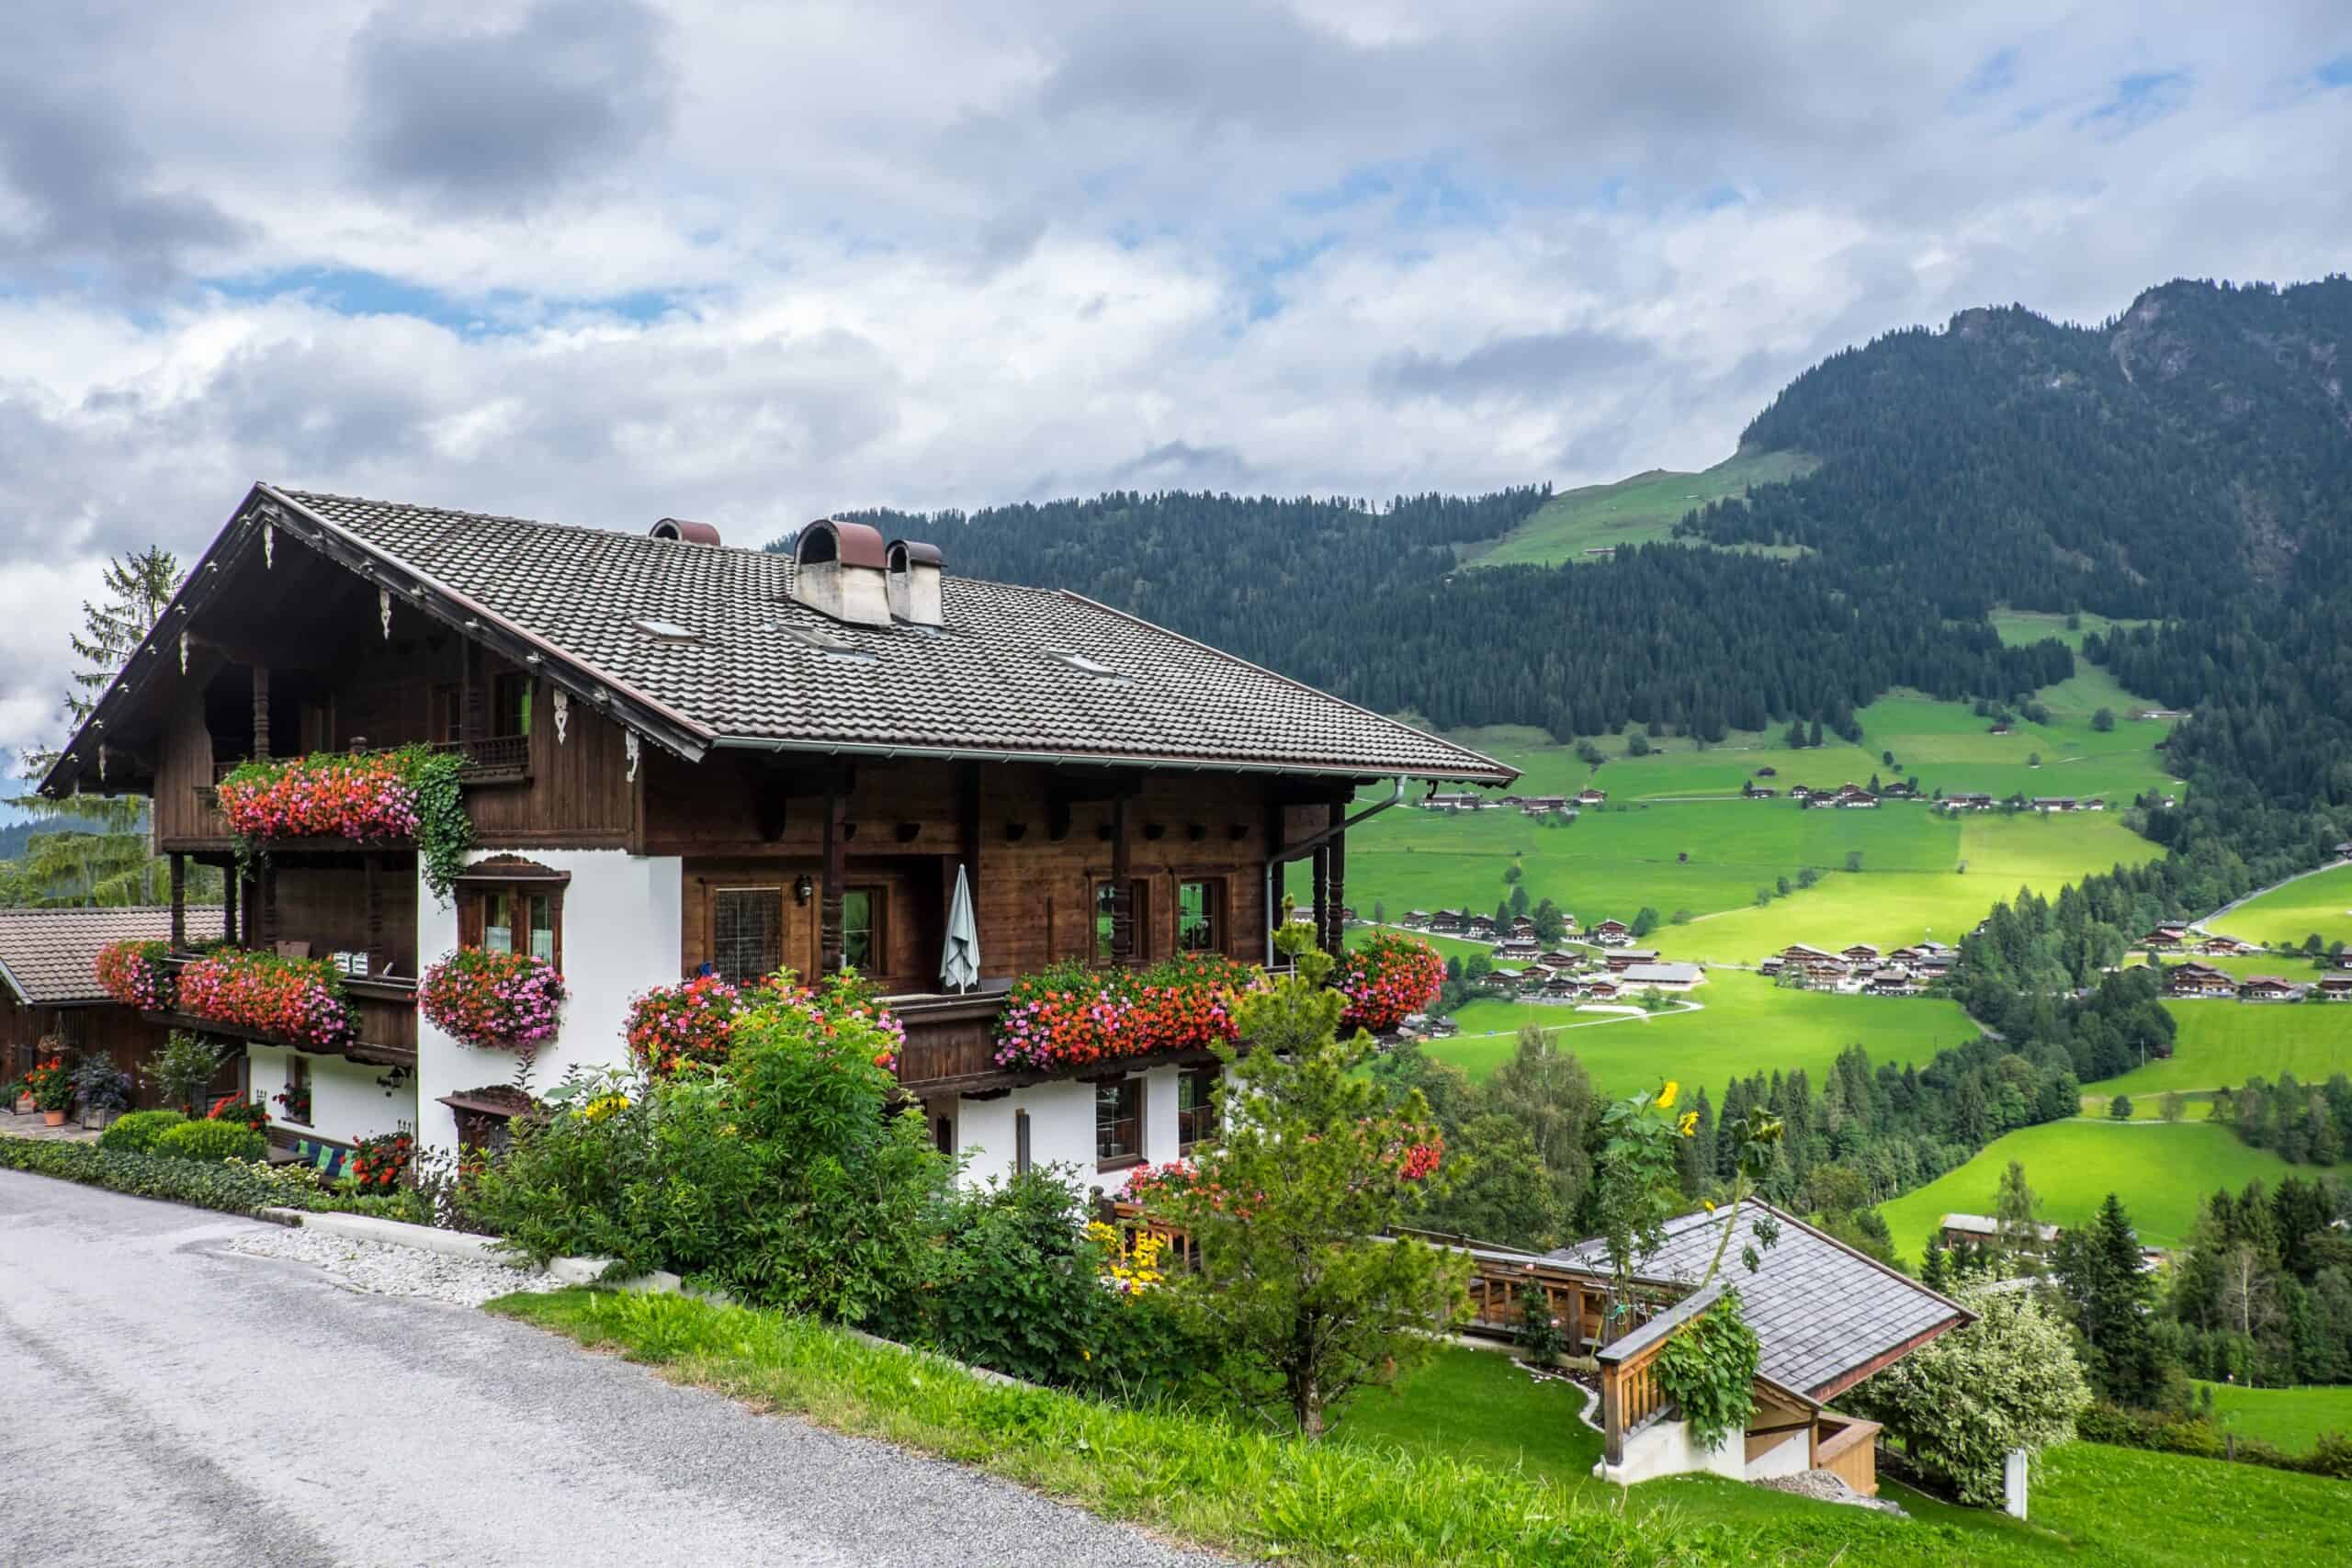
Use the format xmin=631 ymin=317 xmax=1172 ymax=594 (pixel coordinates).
xmin=0 ymin=1136 xmax=298 ymax=1216
xmin=154 ymin=1119 xmax=267 ymax=1163
xmin=2077 ymin=1401 xmax=2352 ymax=1482
xmin=98 ymin=1109 xmax=188 ymax=1155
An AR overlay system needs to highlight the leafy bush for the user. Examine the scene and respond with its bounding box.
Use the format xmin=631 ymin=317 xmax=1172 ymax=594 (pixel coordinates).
xmin=70 ymin=1056 xmax=134 ymax=1113
xmin=2076 ymin=1401 xmax=2352 ymax=1481
xmin=143 ymin=1031 xmax=227 ymax=1114
xmin=475 ymin=988 xmax=950 ymax=1321
xmin=0 ymin=1137 xmax=301 ymax=1215
xmin=154 ymin=1118 xmax=267 ymax=1163
xmin=892 ymin=1168 xmax=1195 ymax=1393
xmin=1845 ymin=1284 xmax=2090 ymax=1506
xmin=1651 ymin=1291 xmax=1762 ymax=1450
xmin=97 ymin=1108 xmax=187 ymax=1154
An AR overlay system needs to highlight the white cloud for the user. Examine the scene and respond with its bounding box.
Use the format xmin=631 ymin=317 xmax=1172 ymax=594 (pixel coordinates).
xmin=0 ymin=1 xmax=2348 ymax=754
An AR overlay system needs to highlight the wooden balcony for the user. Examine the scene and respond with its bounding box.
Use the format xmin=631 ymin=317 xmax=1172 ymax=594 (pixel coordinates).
xmin=145 ymin=953 xmax=418 ymax=1068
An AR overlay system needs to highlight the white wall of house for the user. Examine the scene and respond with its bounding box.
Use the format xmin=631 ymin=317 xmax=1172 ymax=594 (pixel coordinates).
xmin=1743 ymin=1427 xmax=1814 ymax=1482
xmin=949 ymin=1064 xmax=1194 ymax=1194
xmin=414 ymin=848 xmax=682 ymax=1155
xmin=1594 ymin=1417 xmax=1746 ymax=1486
xmin=248 ymin=1045 xmax=402 ymax=1147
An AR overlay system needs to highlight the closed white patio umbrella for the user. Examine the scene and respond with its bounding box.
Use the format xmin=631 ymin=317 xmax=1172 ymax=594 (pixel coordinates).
xmin=941 ymin=863 xmax=979 ymax=993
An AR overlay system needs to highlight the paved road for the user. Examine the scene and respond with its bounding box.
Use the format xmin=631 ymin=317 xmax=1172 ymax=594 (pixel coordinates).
xmin=2198 ymin=857 xmax=2351 ymax=930
xmin=0 ymin=1171 xmax=1229 ymax=1568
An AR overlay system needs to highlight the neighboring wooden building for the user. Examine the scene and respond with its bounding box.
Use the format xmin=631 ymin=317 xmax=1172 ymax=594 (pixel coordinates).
xmin=40 ymin=487 xmax=1511 ymax=1177
xmin=1590 ymin=918 xmax=1634 ymax=946
xmin=2238 ymin=976 xmax=2300 ymax=1002
xmin=2165 ymin=963 xmax=2238 ymax=999
xmin=0 ymin=905 xmax=227 ymax=1105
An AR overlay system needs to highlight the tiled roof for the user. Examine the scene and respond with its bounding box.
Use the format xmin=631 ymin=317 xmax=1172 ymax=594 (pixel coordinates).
xmin=0 ymin=906 xmax=226 ymax=1007
xmin=271 ymin=488 xmax=1512 ymax=783
xmin=1544 ymin=1200 xmax=1970 ymax=1401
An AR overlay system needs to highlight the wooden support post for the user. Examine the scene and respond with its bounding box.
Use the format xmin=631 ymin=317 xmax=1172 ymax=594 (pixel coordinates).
xmin=259 ymin=863 xmax=278 ymax=950
xmin=365 ymin=853 xmax=384 ymax=972
xmin=461 ymin=641 xmax=482 ymax=747
xmin=820 ymin=791 xmax=845 ymax=973
xmin=222 ymin=870 xmax=239 ymax=948
xmin=956 ymin=761 xmax=982 ymax=907
xmin=1325 ymin=804 xmax=1347 ymax=953
xmin=168 ymin=853 xmax=186 ymax=949
xmin=1600 ymin=1363 xmax=1625 ymax=1467
xmin=250 ymin=665 xmax=270 ymax=761
xmin=1110 ymin=794 xmax=1134 ymax=964
xmin=1310 ymin=841 xmax=1330 ymax=956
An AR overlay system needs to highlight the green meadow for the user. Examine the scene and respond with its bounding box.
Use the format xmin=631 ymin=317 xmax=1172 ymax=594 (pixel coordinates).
xmin=1876 ymin=1120 xmax=2306 ymax=1256
xmin=1459 ymin=448 xmax=1819 ymax=569
xmin=2098 ymin=1000 xmax=2352 ymax=1098
xmin=2193 ymin=1382 xmax=2352 ymax=1455
xmin=2211 ymin=862 xmax=2352 ymax=952
xmin=1428 ymin=968 xmax=1975 ymax=1093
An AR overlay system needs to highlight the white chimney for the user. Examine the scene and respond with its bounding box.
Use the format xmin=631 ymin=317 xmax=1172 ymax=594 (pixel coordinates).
xmin=790 ymin=519 xmax=893 ymax=627
xmin=887 ymin=538 xmax=944 ymax=628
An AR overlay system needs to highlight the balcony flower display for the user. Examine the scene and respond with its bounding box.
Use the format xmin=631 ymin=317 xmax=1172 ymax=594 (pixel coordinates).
xmin=176 ymin=949 xmax=354 ymax=1049
xmin=216 ymin=745 xmax=471 ymax=900
xmin=95 ymin=938 xmax=175 ymax=1010
xmin=420 ymin=949 xmax=567 ymax=1051
xmin=992 ymin=953 xmax=1259 ymax=1073
xmin=628 ymin=968 xmax=908 ymax=1076
xmin=1333 ymin=931 xmax=1446 ymax=1034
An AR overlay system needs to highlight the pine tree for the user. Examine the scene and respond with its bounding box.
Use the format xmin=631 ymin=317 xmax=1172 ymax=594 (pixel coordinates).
xmin=65 ymin=547 xmax=182 ymax=724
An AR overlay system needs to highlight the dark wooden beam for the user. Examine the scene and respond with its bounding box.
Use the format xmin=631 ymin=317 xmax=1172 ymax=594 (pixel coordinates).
xmin=221 ymin=872 xmax=239 ymax=949
xmin=168 ymin=853 xmax=186 ymax=948
xmin=250 ymin=664 xmax=270 ymax=761
xmin=820 ymin=791 xmax=846 ymax=974
xmin=1325 ymin=806 xmax=1348 ymax=954
xmin=1110 ymin=794 xmax=1134 ymax=964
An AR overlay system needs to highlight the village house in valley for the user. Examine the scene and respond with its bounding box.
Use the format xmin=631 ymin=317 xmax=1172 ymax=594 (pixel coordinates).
xmin=40 ymin=486 xmax=1511 ymax=1179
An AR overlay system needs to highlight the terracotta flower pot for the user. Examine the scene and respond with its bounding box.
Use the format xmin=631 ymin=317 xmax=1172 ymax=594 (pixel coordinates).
xmin=41 ymin=1110 xmax=67 ymax=1127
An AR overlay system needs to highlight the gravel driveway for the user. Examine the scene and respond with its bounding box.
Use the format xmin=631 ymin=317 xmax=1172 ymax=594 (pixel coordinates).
xmin=0 ymin=1169 xmax=1233 ymax=1567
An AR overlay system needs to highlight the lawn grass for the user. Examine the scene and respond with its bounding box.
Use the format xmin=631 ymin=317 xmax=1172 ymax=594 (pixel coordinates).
xmin=2098 ymin=1000 xmax=2352 ymax=1097
xmin=491 ymin=1287 xmax=2311 ymax=1567
xmin=1431 ymin=968 xmax=1975 ymax=1092
xmin=1875 ymin=1121 xmax=2307 ymax=1258
xmin=2211 ymin=863 xmax=2352 ymax=952
xmin=2029 ymin=1437 xmax=2346 ymax=1568
xmin=1461 ymin=448 xmax=1819 ymax=569
xmin=2193 ymin=1382 xmax=2352 ymax=1455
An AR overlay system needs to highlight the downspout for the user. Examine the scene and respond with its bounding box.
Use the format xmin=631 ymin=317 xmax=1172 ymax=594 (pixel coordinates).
xmin=1263 ymin=776 xmax=1419 ymax=964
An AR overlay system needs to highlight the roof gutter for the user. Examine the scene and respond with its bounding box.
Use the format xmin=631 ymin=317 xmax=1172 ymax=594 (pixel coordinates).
xmin=709 ymin=736 xmax=1509 ymax=784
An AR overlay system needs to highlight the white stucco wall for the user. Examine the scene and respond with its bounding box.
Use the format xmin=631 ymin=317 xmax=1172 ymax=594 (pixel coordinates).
xmin=414 ymin=848 xmax=682 ymax=1154
xmin=248 ymin=1045 xmax=404 ymax=1147
xmin=1744 ymin=1427 xmax=1813 ymax=1482
xmin=954 ymin=1077 xmax=1099 ymax=1191
xmin=1595 ymin=1417 xmax=1746 ymax=1486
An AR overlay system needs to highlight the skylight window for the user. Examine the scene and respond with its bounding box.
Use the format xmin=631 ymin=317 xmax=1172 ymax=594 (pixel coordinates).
xmin=631 ymin=617 xmax=698 ymax=642
xmin=1044 ymin=649 xmax=1131 ymax=684
xmin=771 ymin=622 xmax=879 ymax=664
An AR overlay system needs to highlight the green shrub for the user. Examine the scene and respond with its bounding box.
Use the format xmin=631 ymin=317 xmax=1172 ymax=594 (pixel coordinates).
xmin=473 ymin=979 xmax=951 ymax=1321
xmin=98 ymin=1108 xmax=187 ymax=1154
xmin=0 ymin=1136 xmax=302 ymax=1215
xmin=153 ymin=1118 xmax=266 ymax=1163
xmin=2077 ymin=1400 xmax=2352 ymax=1481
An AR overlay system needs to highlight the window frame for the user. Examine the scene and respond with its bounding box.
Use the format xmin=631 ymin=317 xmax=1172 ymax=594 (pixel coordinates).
xmin=283 ymin=1052 xmax=312 ymax=1128
xmin=491 ymin=671 xmax=534 ymax=739
xmin=1095 ymin=1076 xmax=1144 ymax=1170
xmin=458 ymin=880 xmax=565 ymax=972
xmin=1176 ymin=1064 xmax=1220 ymax=1154
xmin=1092 ymin=878 xmax=1151 ymax=964
xmin=840 ymin=884 xmax=887 ymax=975
xmin=1176 ymin=877 xmax=1225 ymax=955
xmin=710 ymin=886 xmax=787 ymax=987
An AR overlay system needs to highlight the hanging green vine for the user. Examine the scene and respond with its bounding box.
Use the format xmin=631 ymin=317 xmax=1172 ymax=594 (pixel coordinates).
xmin=399 ymin=746 xmax=471 ymax=905
xmin=1650 ymin=1289 xmax=1761 ymax=1450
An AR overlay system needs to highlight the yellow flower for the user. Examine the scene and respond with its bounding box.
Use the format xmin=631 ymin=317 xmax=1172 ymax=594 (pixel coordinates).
xmin=1702 ymin=1199 xmax=1717 ymax=1213
xmin=1657 ymin=1080 xmax=1679 ymax=1111
xmin=1679 ymin=1111 xmax=1700 ymax=1136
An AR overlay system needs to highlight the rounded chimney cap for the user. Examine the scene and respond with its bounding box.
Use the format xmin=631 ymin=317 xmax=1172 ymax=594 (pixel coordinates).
xmin=650 ymin=517 xmax=722 ymax=546
xmin=795 ymin=518 xmax=888 ymax=570
xmin=887 ymin=538 xmax=943 ymax=571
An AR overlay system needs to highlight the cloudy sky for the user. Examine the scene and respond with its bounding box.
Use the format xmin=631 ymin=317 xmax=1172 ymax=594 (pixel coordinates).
xmin=3 ymin=1 xmax=2349 ymax=756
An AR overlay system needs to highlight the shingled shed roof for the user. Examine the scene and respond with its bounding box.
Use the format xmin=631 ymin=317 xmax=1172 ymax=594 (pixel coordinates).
xmin=253 ymin=488 xmax=1511 ymax=783
xmin=0 ymin=905 xmax=226 ymax=1008
xmin=1545 ymin=1199 xmax=1972 ymax=1402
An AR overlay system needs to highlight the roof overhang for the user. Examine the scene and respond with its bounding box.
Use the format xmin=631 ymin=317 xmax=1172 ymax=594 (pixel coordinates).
xmin=708 ymin=733 xmax=1511 ymax=783
xmin=40 ymin=484 xmax=718 ymax=801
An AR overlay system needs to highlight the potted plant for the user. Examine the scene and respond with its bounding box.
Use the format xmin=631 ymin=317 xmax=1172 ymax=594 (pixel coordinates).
xmin=71 ymin=1055 xmax=134 ymax=1129
xmin=26 ymin=1055 xmax=75 ymax=1127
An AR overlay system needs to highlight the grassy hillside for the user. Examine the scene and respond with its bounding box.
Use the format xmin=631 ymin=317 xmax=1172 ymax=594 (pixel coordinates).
xmin=2098 ymin=1001 xmax=2352 ymax=1098
xmin=2211 ymin=863 xmax=2352 ymax=951
xmin=1876 ymin=1121 xmax=2305 ymax=1256
xmin=1461 ymin=449 xmax=1818 ymax=568
xmin=2194 ymin=1382 xmax=2352 ymax=1455
xmin=1430 ymin=968 xmax=1974 ymax=1091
